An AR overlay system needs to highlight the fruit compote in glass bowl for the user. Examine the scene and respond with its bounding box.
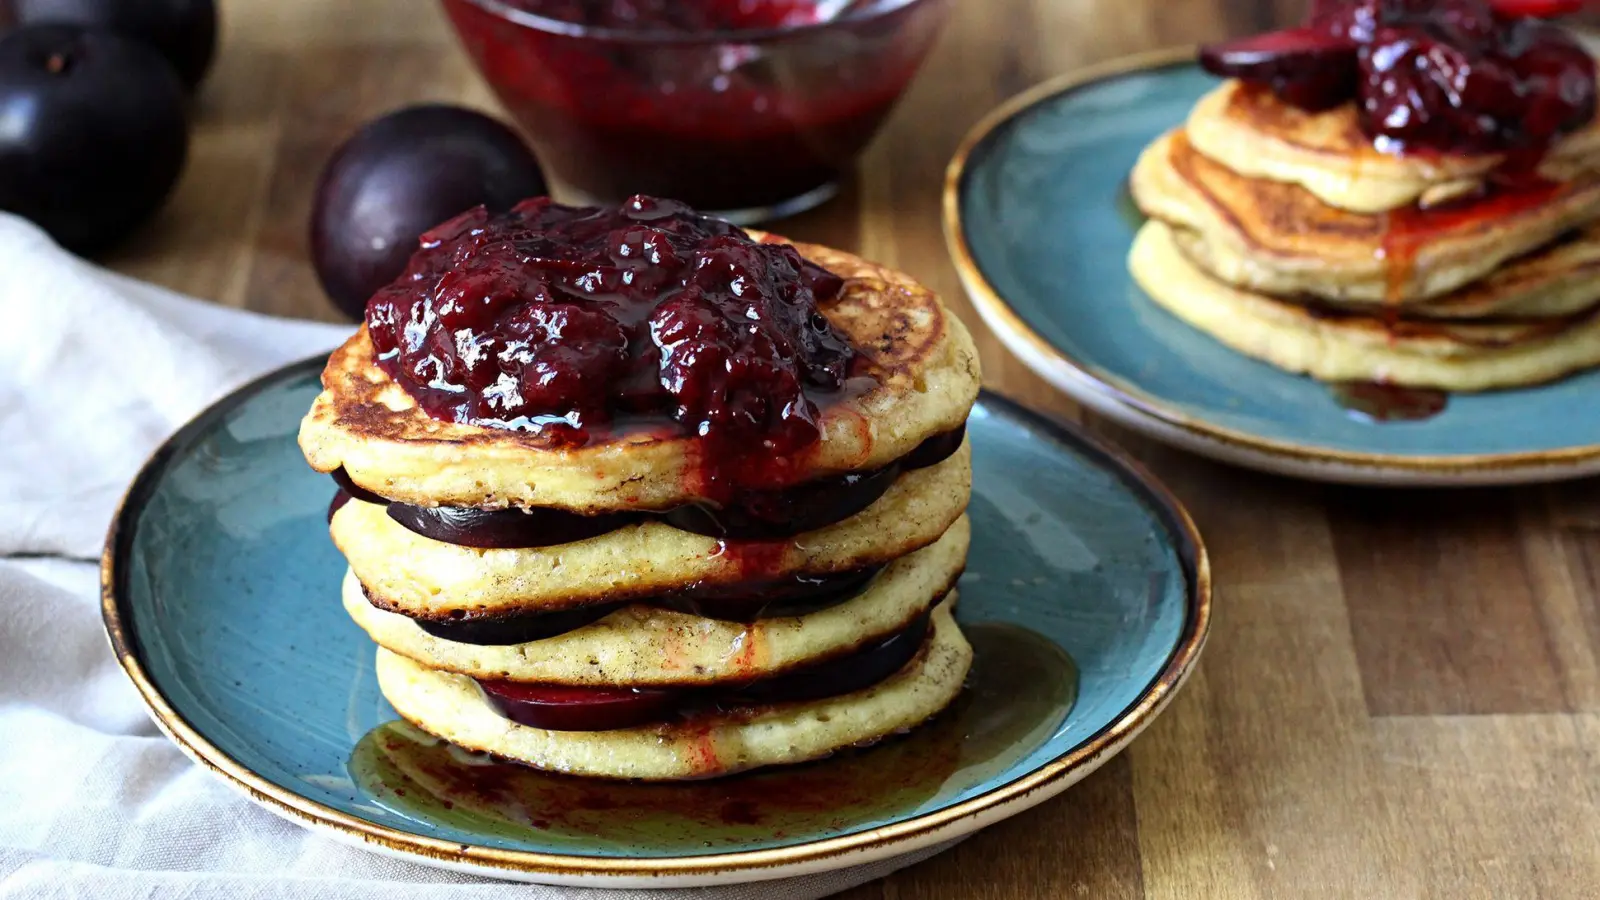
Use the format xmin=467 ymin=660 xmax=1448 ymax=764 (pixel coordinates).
xmin=440 ymin=0 xmax=953 ymax=223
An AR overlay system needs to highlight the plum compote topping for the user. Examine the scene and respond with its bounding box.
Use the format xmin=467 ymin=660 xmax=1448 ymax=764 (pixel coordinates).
xmin=365 ymin=195 xmax=857 ymax=485
xmin=1200 ymin=0 xmax=1597 ymax=162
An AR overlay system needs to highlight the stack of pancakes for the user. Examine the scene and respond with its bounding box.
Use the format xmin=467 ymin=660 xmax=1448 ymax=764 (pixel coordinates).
xmin=1129 ymin=78 xmax=1600 ymax=390
xmin=298 ymin=236 xmax=983 ymax=781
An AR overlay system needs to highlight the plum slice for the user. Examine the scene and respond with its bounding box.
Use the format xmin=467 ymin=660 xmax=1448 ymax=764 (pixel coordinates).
xmin=474 ymin=612 xmax=931 ymax=731
xmin=1199 ymin=27 xmax=1359 ymax=112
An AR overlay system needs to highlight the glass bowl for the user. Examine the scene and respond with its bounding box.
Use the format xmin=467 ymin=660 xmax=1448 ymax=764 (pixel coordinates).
xmin=440 ymin=0 xmax=954 ymax=222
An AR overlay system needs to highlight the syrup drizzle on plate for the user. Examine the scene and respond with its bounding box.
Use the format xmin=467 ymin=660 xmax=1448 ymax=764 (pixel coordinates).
xmin=1328 ymin=381 xmax=1450 ymax=423
xmin=348 ymin=622 xmax=1077 ymax=849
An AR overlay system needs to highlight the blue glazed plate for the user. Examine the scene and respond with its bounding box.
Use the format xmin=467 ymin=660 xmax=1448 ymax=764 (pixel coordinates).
xmin=102 ymin=357 xmax=1209 ymax=888
xmin=945 ymin=48 xmax=1600 ymax=485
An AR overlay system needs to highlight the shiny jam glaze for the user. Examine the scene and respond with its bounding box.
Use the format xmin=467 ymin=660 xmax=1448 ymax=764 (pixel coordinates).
xmin=367 ymin=195 xmax=874 ymax=510
xmin=438 ymin=0 xmax=948 ymax=212
xmin=474 ymin=611 xmax=931 ymax=731
xmin=1200 ymin=0 xmax=1596 ymax=162
xmin=1376 ymin=175 xmax=1564 ymax=306
xmin=367 ymin=195 xmax=854 ymax=454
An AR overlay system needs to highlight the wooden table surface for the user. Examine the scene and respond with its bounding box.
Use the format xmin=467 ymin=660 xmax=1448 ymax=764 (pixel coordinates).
xmin=108 ymin=0 xmax=1600 ymax=896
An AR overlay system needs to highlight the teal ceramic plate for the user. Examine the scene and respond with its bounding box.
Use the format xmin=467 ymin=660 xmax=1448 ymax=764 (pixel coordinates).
xmin=945 ymin=49 xmax=1600 ymax=486
xmin=102 ymin=357 xmax=1209 ymax=888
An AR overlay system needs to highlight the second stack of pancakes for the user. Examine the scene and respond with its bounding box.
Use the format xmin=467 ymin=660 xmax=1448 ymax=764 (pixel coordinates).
xmin=1130 ymin=58 xmax=1600 ymax=391
xmin=300 ymin=197 xmax=982 ymax=781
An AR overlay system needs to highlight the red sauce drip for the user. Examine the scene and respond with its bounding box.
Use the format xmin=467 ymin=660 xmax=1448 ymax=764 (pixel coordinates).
xmin=1329 ymin=381 xmax=1450 ymax=421
xmin=687 ymin=729 xmax=722 ymax=778
xmin=718 ymin=537 xmax=791 ymax=581
xmin=1378 ymin=210 xmax=1411 ymax=323
xmin=1377 ymin=177 xmax=1561 ymax=312
xmin=730 ymin=624 xmax=762 ymax=675
xmin=1199 ymin=0 xmax=1596 ymax=163
xmin=365 ymin=195 xmax=862 ymax=497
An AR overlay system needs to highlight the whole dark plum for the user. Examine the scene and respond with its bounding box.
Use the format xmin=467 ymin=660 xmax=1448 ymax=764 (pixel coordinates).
xmin=2 ymin=0 xmax=217 ymax=90
xmin=0 ymin=24 xmax=188 ymax=253
xmin=309 ymin=105 xmax=547 ymax=321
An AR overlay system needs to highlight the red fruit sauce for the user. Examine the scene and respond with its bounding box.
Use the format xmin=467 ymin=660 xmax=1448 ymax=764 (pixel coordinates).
xmin=1328 ymin=381 xmax=1450 ymax=422
xmin=439 ymin=0 xmax=946 ymax=213
xmin=1375 ymin=175 xmax=1562 ymax=304
xmin=1200 ymin=0 xmax=1597 ymax=162
xmin=365 ymin=195 xmax=860 ymax=500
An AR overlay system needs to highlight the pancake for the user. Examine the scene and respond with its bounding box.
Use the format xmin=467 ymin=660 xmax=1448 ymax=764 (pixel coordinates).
xmin=374 ymin=599 xmax=972 ymax=780
xmin=1187 ymin=79 xmax=1600 ymax=215
xmin=299 ymin=233 xmax=982 ymax=512
xmin=343 ymin=515 xmax=968 ymax=686
xmin=335 ymin=441 xmax=971 ymax=619
xmin=1131 ymin=129 xmax=1600 ymax=304
xmin=1167 ymin=222 xmax=1600 ymax=321
xmin=1130 ymin=220 xmax=1600 ymax=390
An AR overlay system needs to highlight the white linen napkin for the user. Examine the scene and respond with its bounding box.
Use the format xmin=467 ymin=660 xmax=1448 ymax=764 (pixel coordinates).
xmin=0 ymin=213 xmax=949 ymax=898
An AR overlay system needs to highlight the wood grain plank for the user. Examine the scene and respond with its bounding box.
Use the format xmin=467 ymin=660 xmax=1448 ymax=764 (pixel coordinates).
xmin=1372 ymin=714 xmax=1600 ymax=899
xmin=99 ymin=37 xmax=289 ymax=305
xmin=766 ymin=177 xmax=863 ymax=255
xmin=1139 ymin=0 xmax=1237 ymax=47
xmin=836 ymin=755 xmax=1145 ymax=900
xmin=855 ymin=2 xmax=1042 ymax=399
xmin=1329 ymin=490 xmax=1572 ymax=717
xmin=1515 ymin=491 xmax=1600 ymax=714
xmin=1545 ymin=479 xmax=1600 ymax=532
xmin=1544 ymin=480 xmax=1600 ymax=688
xmin=1133 ymin=457 xmax=1419 ymax=900
xmin=1555 ymin=519 xmax=1600 ymax=712
xmin=1269 ymin=0 xmax=1313 ymax=28
xmin=241 ymin=42 xmax=498 ymax=321
xmin=225 ymin=0 xmax=461 ymax=48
